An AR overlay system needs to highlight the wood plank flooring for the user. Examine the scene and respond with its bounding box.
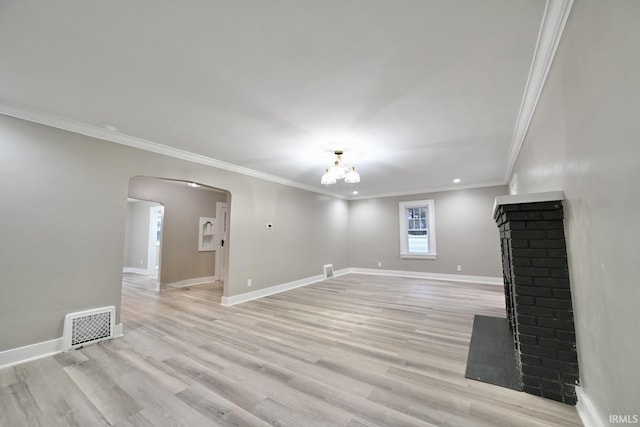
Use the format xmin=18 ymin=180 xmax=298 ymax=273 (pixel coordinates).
xmin=0 ymin=273 xmax=582 ymax=426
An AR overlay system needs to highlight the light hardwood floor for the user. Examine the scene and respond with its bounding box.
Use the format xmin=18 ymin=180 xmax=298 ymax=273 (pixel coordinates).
xmin=0 ymin=273 xmax=582 ymax=426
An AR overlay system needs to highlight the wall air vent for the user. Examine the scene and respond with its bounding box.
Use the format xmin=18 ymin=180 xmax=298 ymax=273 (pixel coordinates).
xmin=63 ymin=306 xmax=115 ymax=351
xmin=323 ymin=264 xmax=334 ymax=278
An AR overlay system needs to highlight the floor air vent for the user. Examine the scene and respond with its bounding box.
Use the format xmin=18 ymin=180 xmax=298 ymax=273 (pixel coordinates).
xmin=63 ymin=306 xmax=115 ymax=351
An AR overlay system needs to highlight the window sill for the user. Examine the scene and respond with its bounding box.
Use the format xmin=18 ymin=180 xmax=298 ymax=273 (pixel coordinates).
xmin=400 ymin=253 xmax=437 ymax=260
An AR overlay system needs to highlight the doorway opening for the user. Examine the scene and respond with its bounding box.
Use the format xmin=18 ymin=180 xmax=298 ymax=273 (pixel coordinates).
xmin=123 ymin=176 xmax=231 ymax=303
xmin=148 ymin=205 xmax=164 ymax=280
xmin=123 ymin=198 xmax=164 ymax=290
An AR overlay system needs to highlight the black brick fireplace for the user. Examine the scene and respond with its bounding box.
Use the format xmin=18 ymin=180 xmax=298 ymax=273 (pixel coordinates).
xmin=493 ymin=192 xmax=579 ymax=405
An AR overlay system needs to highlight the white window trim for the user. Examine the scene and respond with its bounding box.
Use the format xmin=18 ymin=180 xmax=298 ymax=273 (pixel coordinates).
xmin=399 ymin=199 xmax=437 ymax=260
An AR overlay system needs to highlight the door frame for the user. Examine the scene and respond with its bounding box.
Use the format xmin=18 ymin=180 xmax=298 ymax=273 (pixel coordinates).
xmin=214 ymin=202 xmax=228 ymax=283
xmin=147 ymin=205 xmax=164 ymax=279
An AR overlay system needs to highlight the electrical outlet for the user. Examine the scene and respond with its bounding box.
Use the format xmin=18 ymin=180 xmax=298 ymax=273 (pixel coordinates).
xmin=377 ymin=261 xmax=382 ymax=267
xmin=456 ymin=265 xmax=462 ymax=272
xmin=247 ymin=279 xmax=252 ymax=287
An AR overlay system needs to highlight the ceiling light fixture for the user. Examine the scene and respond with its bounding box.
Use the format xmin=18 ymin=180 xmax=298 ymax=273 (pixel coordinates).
xmin=187 ymin=182 xmax=200 ymax=188
xmin=453 ymin=178 xmax=461 ymax=183
xmin=321 ymin=150 xmax=360 ymax=185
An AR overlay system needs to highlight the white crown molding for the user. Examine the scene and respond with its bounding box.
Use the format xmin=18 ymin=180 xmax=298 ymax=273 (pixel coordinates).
xmin=0 ymin=103 xmax=346 ymax=200
xmin=1 ymin=0 xmax=571 ymax=203
xmin=503 ymin=0 xmax=575 ymax=182
xmin=350 ymin=180 xmax=507 ymax=201
xmin=575 ymin=386 xmax=606 ymax=427
xmin=1 ymin=101 xmax=508 ymax=201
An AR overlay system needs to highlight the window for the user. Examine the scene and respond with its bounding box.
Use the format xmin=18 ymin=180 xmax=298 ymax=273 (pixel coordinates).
xmin=399 ymin=199 xmax=436 ymax=259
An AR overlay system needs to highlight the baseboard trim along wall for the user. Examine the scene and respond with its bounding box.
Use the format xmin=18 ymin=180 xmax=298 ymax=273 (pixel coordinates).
xmin=0 ymin=323 xmax=124 ymax=370
xmin=575 ymin=386 xmax=606 ymax=427
xmin=164 ymin=276 xmax=217 ymax=288
xmin=114 ymin=323 xmax=124 ymax=338
xmin=0 ymin=338 xmax=63 ymax=370
xmin=3 ymin=270 xmax=499 ymax=368
xmin=347 ymin=268 xmax=503 ymax=285
xmin=122 ymin=267 xmax=148 ymax=275
xmin=220 ymin=269 xmax=349 ymax=306
xmin=221 ymin=268 xmax=502 ymax=306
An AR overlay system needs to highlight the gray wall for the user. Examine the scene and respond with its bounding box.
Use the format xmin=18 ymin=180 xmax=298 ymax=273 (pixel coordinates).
xmin=0 ymin=113 xmax=350 ymax=351
xmin=123 ymin=200 xmax=159 ymax=270
xmin=349 ymin=186 xmax=507 ymax=278
xmin=128 ymin=177 xmax=227 ymax=285
xmin=510 ymin=0 xmax=640 ymax=419
xmin=227 ymin=177 xmax=350 ymax=293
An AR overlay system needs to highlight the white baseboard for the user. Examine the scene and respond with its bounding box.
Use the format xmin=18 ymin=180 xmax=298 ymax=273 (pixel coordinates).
xmin=164 ymin=276 xmax=217 ymax=288
xmin=114 ymin=322 xmax=124 ymax=338
xmin=221 ymin=274 xmax=325 ymax=306
xmin=221 ymin=270 xmax=351 ymax=306
xmin=0 ymin=268 xmax=498 ymax=368
xmin=333 ymin=268 xmax=351 ymax=277
xmin=575 ymin=386 xmax=606 ymax=427
xmin=220 ymin=268 xmax=498 ymax=306
xmin=0 ymin=322 xmax=124 ymax=370
xmin=2 ymin=269 xmax=494 ymax=366
xmin=346 ymin=268 xmax=503 ymax=285
xmin=122 ymin=267 xmax=149 ymax=275
xmin=0 ymin=338 xmax=64 ymax=370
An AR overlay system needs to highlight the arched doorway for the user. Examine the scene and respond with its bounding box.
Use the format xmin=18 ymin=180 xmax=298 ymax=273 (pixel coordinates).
xmin=123 ymin=176 xmax=231 ymax=302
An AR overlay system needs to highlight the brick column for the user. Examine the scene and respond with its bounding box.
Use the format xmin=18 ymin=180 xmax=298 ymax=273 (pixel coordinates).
xmin=494 ymin=198 xmax=579 ymax=405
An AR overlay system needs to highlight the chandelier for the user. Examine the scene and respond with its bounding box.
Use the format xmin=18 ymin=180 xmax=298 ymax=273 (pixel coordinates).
xmin=321 ymin=150 xmax=360 ymax=185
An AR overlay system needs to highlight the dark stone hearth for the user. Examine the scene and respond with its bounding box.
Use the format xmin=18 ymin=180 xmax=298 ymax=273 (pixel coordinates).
xmin=465 ymin=315 xmax=522 ymax=391
xmin=494 ymin=199 xmax=580 ymax=405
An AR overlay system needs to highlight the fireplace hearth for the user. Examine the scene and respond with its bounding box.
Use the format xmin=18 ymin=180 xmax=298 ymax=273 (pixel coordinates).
xmin=493 ymin=192 xmax=579 ymax=405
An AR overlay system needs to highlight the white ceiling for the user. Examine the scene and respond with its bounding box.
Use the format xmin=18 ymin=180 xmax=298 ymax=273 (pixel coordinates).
xmin=0 ymin=0 xmax=548 ymax=199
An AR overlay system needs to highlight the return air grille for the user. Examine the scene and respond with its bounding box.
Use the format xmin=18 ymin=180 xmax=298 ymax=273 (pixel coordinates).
xmin=63 ymin=306 xmax=115 ymax=351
